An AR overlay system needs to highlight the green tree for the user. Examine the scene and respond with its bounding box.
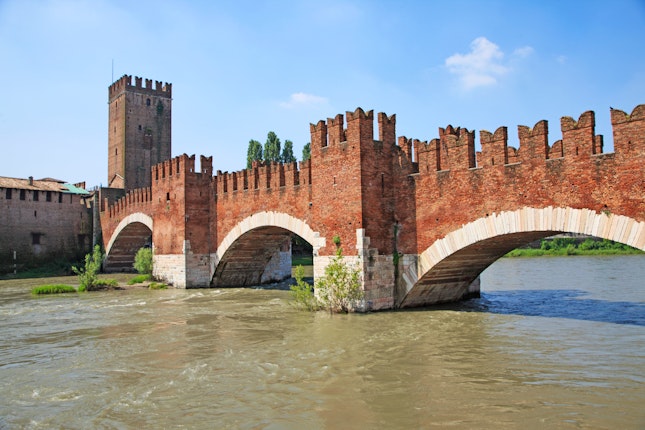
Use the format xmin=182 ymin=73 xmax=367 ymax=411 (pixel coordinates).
xmin=302 ymin=142 xmax=311 ymax=162
xmin=281 ymin=139 xmax=296 ymax=163
xmin=246 ymin=139 xmax=263 ymax=169
xmin=289 ymin=265 xmax=320 ymax=311
xmin=72 ymin=245 xmax=103 ymax=292
xmin=134 ymin=247 xmax=152 ymax=274
xmin=315 ymin=248 xmax=364 ymax=313
xmin=264 ymin=131 xmax=281 ymax=163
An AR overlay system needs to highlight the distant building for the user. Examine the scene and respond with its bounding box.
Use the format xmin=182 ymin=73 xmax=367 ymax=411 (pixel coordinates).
xmin=0 ymin=74 xmax=173 ymax=274
xmin=107 ymin=75 xmax=172 ymax=191
xmin=0 ymin=176 xmax=93 ymax=273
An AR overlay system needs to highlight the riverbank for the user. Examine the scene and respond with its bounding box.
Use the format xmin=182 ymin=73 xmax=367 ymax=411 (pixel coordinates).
xmin=505 ymin=237 xmax=643 ymax=257
xmin=0 ymin=273 xmax=153 ymax=293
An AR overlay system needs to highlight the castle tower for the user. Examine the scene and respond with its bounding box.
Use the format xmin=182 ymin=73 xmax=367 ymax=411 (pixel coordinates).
xmin=108 ymin=75 xmax=172 ymax=191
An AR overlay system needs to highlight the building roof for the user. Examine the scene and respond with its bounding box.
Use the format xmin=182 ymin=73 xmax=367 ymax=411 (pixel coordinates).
xmin=0 ymin=176 xmax=90 ymax=195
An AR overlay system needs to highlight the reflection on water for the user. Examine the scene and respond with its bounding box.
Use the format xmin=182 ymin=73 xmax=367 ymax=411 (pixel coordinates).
xmin=457 ymin=289 xmax=645 ymax=325
xmin=0 ymin=255 xmax=643 ymax=429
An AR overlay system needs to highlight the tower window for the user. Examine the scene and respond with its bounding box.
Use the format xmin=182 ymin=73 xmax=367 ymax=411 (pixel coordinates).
xmin=5 ymin=189 xmax=11 ymax=199
xmin=58 ymin=193 xmax=63 ymax=203
xmin=46 ymin=191 xmax=52 ymax=202
xmin=146 ymin=98 xmax=151 ymax=106
xmin=20 ymin=190 xmax=25 ymax=200
xmin=33 ymin=191 xmax=39 ymax=201
xmin=32 ymin=233 xmax=41 ymax=244
xmin=139 ymin=124 xmax=142 ymax=130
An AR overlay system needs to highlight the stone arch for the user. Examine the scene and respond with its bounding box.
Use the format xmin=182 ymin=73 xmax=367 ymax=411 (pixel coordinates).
xmin=104 ymin=213 xmax=153 ymax=272
xmin=211 ymin=211 xmax=324 ymax=286
xmin=399 ymin=207 xmax=645 ymax=308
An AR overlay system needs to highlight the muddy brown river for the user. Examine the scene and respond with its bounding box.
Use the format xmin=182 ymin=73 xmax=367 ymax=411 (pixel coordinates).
xmin=1 ymin=255 xmax=643 ymax=429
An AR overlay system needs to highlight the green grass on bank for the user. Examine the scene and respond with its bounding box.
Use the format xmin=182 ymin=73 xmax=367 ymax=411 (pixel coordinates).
xmin=31 ymin=284 xmax=77 ymax=295
xmin=148 ymin=282 xmax=168 ymax=290
xmin=292 ymin=256 xmax=313 ymax=266
xmin=506 ymin=238 xmax=643 ymax=257
xmin=128 ymin=274 xmax=152 ymax=285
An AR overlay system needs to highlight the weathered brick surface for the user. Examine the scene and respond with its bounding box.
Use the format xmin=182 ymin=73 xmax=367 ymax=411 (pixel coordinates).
xmin=108 ymin=75 xmax=172 ymax=191
xmin=412 ymin=106 xmax=645 ymax=255
xmin=100 ymin=104 xmax=645 ymax=308
xmin=0 ymin=188 xmax=92 ymax=272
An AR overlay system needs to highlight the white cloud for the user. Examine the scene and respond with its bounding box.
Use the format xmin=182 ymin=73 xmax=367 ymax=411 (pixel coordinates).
xmin=445 ymin=37 xmax=514 ymax=90
xmin=513 ymin=46 xmax=534 ymax=58
xmin=279 ymin=92 xmax=328 ymax=109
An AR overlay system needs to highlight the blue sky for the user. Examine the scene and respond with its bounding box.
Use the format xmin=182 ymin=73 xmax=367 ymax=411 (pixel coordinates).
xmin=1 ymin=0 xmax=644 ymax=188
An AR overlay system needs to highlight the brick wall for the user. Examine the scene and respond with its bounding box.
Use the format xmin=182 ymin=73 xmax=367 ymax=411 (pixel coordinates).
xmin=100 ymin=103 xmax=644 ymax=308
xmin=412 ymin=106 xmax=645 ymax=255
xmin=0 ymin=189 xmax=92 ymax=272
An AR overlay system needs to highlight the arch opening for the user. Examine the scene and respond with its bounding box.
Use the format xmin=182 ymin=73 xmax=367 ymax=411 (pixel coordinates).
xmin=401 ymin=231 xmax=557 ymax=308
xmin=212 ymin=226 xmax=312 ymax=287
xmin=104 ymin=221 xmax=152 ymax=273
xmin=211 ymin=211 xmax=321 ymax=288
xmin=399 ymin=207 xmax=645 ymax=308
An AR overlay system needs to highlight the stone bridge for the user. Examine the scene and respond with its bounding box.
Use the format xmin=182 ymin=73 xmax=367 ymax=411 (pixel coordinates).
xmin=99 ymin=105 xmax=645 ymax=310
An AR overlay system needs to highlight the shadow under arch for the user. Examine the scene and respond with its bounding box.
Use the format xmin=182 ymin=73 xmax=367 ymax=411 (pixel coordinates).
xmin=104 ymin=213 xmax=153 ymax=272
xmin=211 ymin=211 xmax=323 ymax=287
xmin=399 ymin=207 xmax=645 ymax=308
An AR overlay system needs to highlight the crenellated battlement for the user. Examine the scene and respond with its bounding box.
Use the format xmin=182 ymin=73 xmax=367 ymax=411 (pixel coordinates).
xmin=105 ymin=186 xmax=152 ymax=218
xmin=151 ymin=153 xmax=212 ymax=181
xmin=610 ymin=105 xmax=645 ymax=154
xmin=403 ymin=104 xmax=645 ymax=175
xmin=214 ymin=159 xmax=311 ymax=195
xmin=108 ymin=74 xmax=172 ymax=101
xmin=310 ymin=108 xmax=397 ymax=151
xmin=378 ymin=112 xmax=396 ymax=145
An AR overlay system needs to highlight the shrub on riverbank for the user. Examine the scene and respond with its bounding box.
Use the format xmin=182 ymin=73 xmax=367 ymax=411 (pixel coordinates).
xmin=72 ymin=245 xmax=103 ymax=291
xmin=290 ymin=265 xmax=320 ymax=311
xmin=77 ymin=278 xmax=119 ymax=292
xmin=134 ymin=247 xmax=152 ymax=274
xmin=31 ymin=284 xmax=77 ymax=295
xmin=290 ymin=248 xmax=364 ymax=313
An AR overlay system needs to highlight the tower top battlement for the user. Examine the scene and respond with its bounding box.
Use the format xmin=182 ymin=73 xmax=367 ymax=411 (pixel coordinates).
xmin=109 ymin=74 xmax=172 ymax=101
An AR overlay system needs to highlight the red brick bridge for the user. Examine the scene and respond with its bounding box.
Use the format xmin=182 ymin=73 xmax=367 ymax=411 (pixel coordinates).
xmin=100 ymin=105 xmax=645 ymax=310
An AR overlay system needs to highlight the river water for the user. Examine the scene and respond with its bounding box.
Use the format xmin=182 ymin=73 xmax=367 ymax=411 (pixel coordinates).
xmin=1 ymin=255 xmax=643 ymax=429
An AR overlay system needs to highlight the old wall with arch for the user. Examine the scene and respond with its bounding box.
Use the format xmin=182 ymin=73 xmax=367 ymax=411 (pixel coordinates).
xmin=100 ymin=103 xmax=644 ymax=309
xmin=211 ymin=211 xmax=324 ymax=287
xmin=398 ymin=207 xmax=645 ymax=308
xmin=103 ymin=212 xmax=153 ymax=272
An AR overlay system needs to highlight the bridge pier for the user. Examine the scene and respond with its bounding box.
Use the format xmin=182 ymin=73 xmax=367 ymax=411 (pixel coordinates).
xmin=153 ymin=241 xmax=211 ymax=288
xmin=313 ymin=229 xmax=482 ymax=311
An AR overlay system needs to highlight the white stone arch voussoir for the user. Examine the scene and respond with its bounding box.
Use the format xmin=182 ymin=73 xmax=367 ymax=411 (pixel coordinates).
xmin=212 ymin=211 xmax=324 ymax=269
xmin=105 ymin=213 xmax=154 ymax=256
xmin=402 ymin=206 xmax=645 ymax=291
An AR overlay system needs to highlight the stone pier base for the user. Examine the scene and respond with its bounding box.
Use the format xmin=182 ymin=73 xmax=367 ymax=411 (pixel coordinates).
xmin=153 ymin=241 xmax=211 ymax=288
